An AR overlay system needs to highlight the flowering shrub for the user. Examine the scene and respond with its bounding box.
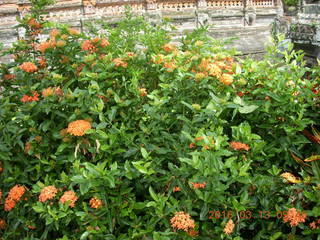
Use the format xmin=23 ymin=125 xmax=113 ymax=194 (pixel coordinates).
xmin=0 ymin=1 xmax=320 ymax=239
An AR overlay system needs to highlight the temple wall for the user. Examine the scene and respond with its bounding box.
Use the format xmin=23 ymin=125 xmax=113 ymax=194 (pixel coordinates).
xmin=0 ymin=0 xmax=283 ymax=62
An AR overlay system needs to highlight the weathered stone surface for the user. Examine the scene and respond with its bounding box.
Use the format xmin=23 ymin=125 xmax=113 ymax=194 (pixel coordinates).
xmin=0 ymin=0 xmax=283 ymax=63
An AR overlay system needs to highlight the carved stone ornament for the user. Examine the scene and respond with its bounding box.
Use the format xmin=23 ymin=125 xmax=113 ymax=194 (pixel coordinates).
xmin=146 ymin=0 xmax=157 ymax=10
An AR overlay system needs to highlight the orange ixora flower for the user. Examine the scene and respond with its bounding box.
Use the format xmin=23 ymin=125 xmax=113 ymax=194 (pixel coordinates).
xmin=230 ymin=141 xmax=250 ymax=151
xmin=3 ymin=74 xmax=15 ymax=80
xmin=219 ymin=73 xmax=233 ymax=85
xmin=126 ymin=52 xmax=136 ymax=57
xmin=39 ymin=185 xmax=58 ymax=202
xmin=152 ymin=54 xmax=165 ymax=64
xmin=89 ymin=197 xmax=103 ymax=209
xmin=163 ymin=61 xmax=176 ymax=72
xmin=42 ymin=87 xmax=55 ymax=98
xmin=187 ymin=229 xmax=199 ymax=237
xmin=82 ymin=40 xmax=96 ymax=52
xmin=170 ymin=211 xmax=195 ymax=232
xmin=191 ymin=182 xmax=206 ymax=189
xmin=36 ymin=41 xmax=54 ymax=53
xmin=27 ymin=18 xmax=42 ymax=29
xmin=280 ymin=172 xmax=302 ymax=184
xmin=309 ymin=221 xmax=318 ymax=229
xmin=162 ymin=43 xmax=176 ymax=53
xmin=67 ymin=120 xmax=92 ymax=136
xmin=8 ymin=185 xmax=26 ymax=201
xmin=100 ymin=39 xmax=110 ymax=48
xmin=38 ymin=57 xmax=46 ymax=68
xmin=113 ymin=58 xmax=128 ymax=68
xmin=283 ymin=208 xmax=307 ymax=227
xmin=173 ymin=187 xmax=181 ymax=192
xmin=19 ymin=62 xmax=38 ymax=73
xmin=0 ymin=219 xmax=6 ymax=230
xmin=68 ymin=28 xmax=80 ymax=36
xmin=49 ymin=29 xmax=60 ymax=39
xmin=139 ymin=88 xmax=147 ymax=97
xmin=59 ymin=190 xmax=78 ymax=208
xmin=4 ymin=198 xmax=16 ymax=211
xmin=21 ymin=91 xmax=40 ymax=103
xmin=4 ymin=185 xmax=26 ymax=211
xmin=208 ymin=63 xmax=222 ymax=77
xmin=224 ymin=219 xmax=235 ymax=235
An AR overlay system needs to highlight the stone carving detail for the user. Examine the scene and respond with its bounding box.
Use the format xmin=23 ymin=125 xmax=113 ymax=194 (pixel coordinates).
xmin=146 ymin=0 xmax=157 ymax=9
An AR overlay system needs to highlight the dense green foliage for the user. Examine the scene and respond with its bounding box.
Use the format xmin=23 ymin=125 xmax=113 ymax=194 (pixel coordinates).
xmin=1 ymin=1 xmax=320 ymax=239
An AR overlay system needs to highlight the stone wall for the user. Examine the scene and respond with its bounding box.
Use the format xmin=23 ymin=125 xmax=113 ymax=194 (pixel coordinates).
xmin=0 ymin=0 xmax=283 ymax=62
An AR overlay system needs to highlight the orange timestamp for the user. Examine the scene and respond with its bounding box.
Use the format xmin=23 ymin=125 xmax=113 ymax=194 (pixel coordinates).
xmin=208 ymin=210 xmax=290 ymax=220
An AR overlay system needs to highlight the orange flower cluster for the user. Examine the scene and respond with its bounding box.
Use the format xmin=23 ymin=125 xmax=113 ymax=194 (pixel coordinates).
xmin=163 ymin=61 xmax=177 ymax=72
xmin=36 ymin=40 xmax=56 ymax=53
xmin=230 ymin=141 xmax=250 ymax=151
xmin=139 ymin=88 xmax=147 ymax=97
xmin=19 ymin=62 xmax=38 ymax=73
xmin=59 ymin=190 xmax=78 ymax=208
xmin=56 ymin=40 xmax=66 ymax=47
xmin=67 ymin=120 xmax=92 ymax=136
xmin=192 ymin=56 xmax=235 ymax=85
xmin=27 ymin=225 xmax=36 ymax=230
xmin=39 ymin=186 xmax=58 ymax=202
xmin=0 ymin=219 xmax=6 ymax=230
xmin=151 ymin=54 xmax=165 ymax=64
xmin=191 ymin=182 xmax=206 ymax=189
xmin=280 ymin=172 xmax=302 ymax=184
xmin=21 ymin=91 xmax=40 ymax=103
xmin=283 ymin=208 xmax=307 ymax=227
xmin=113 ymin=58 xmax=128 ymax=68
xmin=173 ymin=187 xmax=181 ymax=192
xmin=82 ymin=40 xmax=96 ymax=52
xmin=49 ymin=29 xmax=60 ymax=39
xmin=68 ymin=28 xmax=80 ymax=36
xmin=162 ymin=43 xmax=177 ymax=53
xmin=224 ymin=219 xmax=235 ymax=235
xmin=3 ymin=74 xmax=15 ymax=81
xmin=309 ymin=218 xmax=320 ymax=229
xmin=27 ymin=18 xmax=42 ymax=29
xmin=187 ymin=229 xmax=199 ymax=237
xmin=42 ymin=87 xmax=63 ymax=98
xmin=38 ymin=57 xmax=47 ymax=68
xmin=189 ymin=136 xmax=214 ymax=150
xmin=81 ymin=38 xmax=109 ymax=53
xmin=126 ymin=52 xmax=136 ymax=57
xmin=4 ymin=185 xmax=26 ymax=211
xmin=170 ymin=211 xmax=195 ymax=232
xmin=89 ymin=197 xmax=103 ymax=209
xmin=219 ymin=73 xmax=233 ymax=86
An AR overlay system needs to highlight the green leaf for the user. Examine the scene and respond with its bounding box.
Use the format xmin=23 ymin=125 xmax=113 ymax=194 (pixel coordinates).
xmin=233 ymin=96 xmax=245 ymax=106
xmin=80 ymin=231 xmax=90 ymax=240
xmin=141 ymin=147 xmax=149 ymax=159
xmin=238 ymin=105 xmax=259 ymax=114
xmin=33 ymin=205 xmax=44 ymax=213
xmin=270 ymin=232 xmax=282 ymax=240
xmin=149 ymin=186 xmax=159 ymax=202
